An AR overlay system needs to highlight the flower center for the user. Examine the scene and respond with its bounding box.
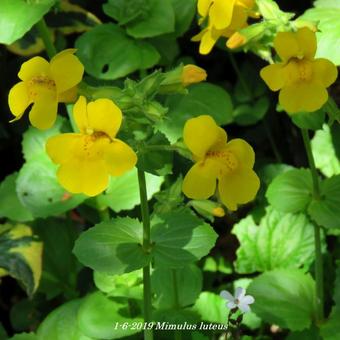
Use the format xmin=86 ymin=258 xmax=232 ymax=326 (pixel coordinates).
xmin=28 ymin=75 xmax=56 ymax=99
xmin=207 ymin=149 xmax=239 ymax=175
xmin=81 ymin=132 xmax=111 ymax=160
xmin=285 ymin=58 xmax=313 ymax=84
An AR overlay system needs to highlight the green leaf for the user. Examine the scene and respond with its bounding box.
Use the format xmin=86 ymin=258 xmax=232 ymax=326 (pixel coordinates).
xmin=16 ymin=156 xmax=85 ymax=218
xmin=0 ymin=173 xmax=33 ymax=222
xmin=94 ymin=270 xmax=143 ymax=300
xmin=291 ymin=110 xmax=325 ymax=131
xmin=75 ymin=23 xmax=160 ymax=79
xmin=103 ymin=0 xmax=148 ymax=25
xmin=73 ymin=217 xmax=150 ymax=275
xmin=77 ymin=291 xmax=143 ymax=339
xmin=193 ymin=292 xmax=228 ymax=325
xmin=126 ymin=0 xmax=175 ymax=38
xmin=18 ymin=117 xmax=85 ymax=218
xmin=232 ymin=207 xmax=316 ymax=273
xmin=149 ymin=36 xmax=180 ymax=66
xmin=320 ymin=262 xmax=340 ymax=339
xmin=151 ymin=209 xmax=218 ymax=267
xmin=300 ymin=0 xmax=340 ymax=65
xmin=233 ymin=96 xmax=269 ymax=126
xmin=22 ymin=117 xmax=68 ymax=162
xmin=248 ymin=269 xmax=317 ymax=331
xmin=266 ymin=169 xmax=313 ymax=213
xmin=0 ymin=224 xmax=42 ymax=296
xmin=311 ymin=124 xmax=340 ymax=177
xmin=8 ymin=334 xmax=37 ymax=340
xmin=33 ymin=218 xmax=79 ymax=299
xmin=152 ymin=264 xmax=202 ymax=309
xmin=37 ymin=299 xmax=93 ymax=340
xmin=158 ymin=83 xmax=233 ymax=143
xmin=137 ymin=133 xmax=173 ymax=175
xmin=256 ymin=0 xmax=294 ymax=21
xmin=171 ymin=0 xmax=196 ymax=37
xmin=308 ymin=175 xmax=340 ymax=229
xmin=0 ymin=0 xmax=55 ymax=45
xmin=97 ymin=167 xmax=164 ymax=212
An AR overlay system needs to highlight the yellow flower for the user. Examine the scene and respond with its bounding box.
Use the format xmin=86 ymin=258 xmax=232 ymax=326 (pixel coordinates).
xmin=197 ymin=0 xmax=256 ymax=29
xmin=8 ymin=49 xmax=84 ymax=130
xmin=46 ymin=96 xmax=137 ymax=196
xmin=182 ymin=65 xmax=207 ymax=86
xmin=182 ymin=115 xmax=260 ymax=211
xmin=193 ymin=0 xmax=252 ymax=55
xmin=260 ymin=27 xmax=338 ymax=113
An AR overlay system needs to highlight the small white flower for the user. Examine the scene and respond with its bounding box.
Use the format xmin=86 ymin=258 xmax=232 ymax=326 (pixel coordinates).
xmin=220 ymin=287 xmax=255 ymax=313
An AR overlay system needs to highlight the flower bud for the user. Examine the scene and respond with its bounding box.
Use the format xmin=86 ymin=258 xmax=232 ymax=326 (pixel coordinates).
xmin=181 ymin=64 xmax=207 ymax=86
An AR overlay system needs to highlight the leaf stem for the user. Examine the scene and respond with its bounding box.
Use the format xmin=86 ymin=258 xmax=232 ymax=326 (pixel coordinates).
xmin=35 ymin=18 xmax=57 ymax=59
xmin=137 ymin=168 xmax=153 ymax=340
xmin=172 ymin=270 xmax=182 ymax=340
xmin=301 ymin=128 xmax=324 ymax=322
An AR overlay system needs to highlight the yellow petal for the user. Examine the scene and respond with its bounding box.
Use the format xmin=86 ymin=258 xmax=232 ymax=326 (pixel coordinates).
xmin=8 ymin=82 xmax=30 ymax=118
xmin=103 ymin=139 xmax=137 ymax=176
xmin=183 ymin=115 xmax=221 ymax=158
xmin=312 ymin=58 xmax=338 ymax=87
xmin=228 ymin=4 xmax=248 ymax=31
xmin=218 ymin=169 xmax=260 ymax=211
xmin=237 ymin=0 xmax=255 ymax=9
xmin=46 ymin=133 xmax=82 ymax=164
xmin=274 ymin=31 xmax=300 ymax=62
xmin=87 ymin=98 xmax=122 ymax=138
xmin=18 ymin=56 xmax=50 ymax=81
xmin=73 ymin=95 xmax=88 ymax=133
xmin=225 ymin=138 xmax=255 ymax=168
xmin=57 ymin=158 xmax=109 ymax=196
xmin=260 ymin=64 xmax=285 ymax=91
xmin=182 ymin=161 xmax=217 ymax=200
xmin=199 ymin=27 xmax=221 ymax=55
xmin=197 ymin=0 xmax=213 ymax=18
xmin=296 ymin=27 xmax=317 ymax=60
xmin=28 ymin=90 xmax=58 ymax=130
xmin=279 ymin=82 xmax=328 ymax=113
xmin=58 ymin=86 xmax=78 ymax=103
xmin=210 ymin=0 xmax=236 ymax=29
xmin=50 ymin=49 xmax=84 ymax=94
xmin=227 ymin=32 xmax=246 ymax=49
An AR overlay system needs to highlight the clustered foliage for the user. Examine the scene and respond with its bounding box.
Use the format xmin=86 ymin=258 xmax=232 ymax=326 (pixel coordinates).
xmin=0 ymin=0 xmax=340 ymax=339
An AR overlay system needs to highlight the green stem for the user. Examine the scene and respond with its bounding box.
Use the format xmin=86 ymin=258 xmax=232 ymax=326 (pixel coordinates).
xmin=228 ymin=51 xmax=252 ymax=98
xmin=172 ymin=270 xmax=182 ymax=340
xmin=35 ymin=18 xmax=57 ymax=59
xmin=137 ymin=168 xmax=153 ymax=340
xmin=263 ymin=118 xmax=282 ymax=163
xmin=301 ymin=129 xmax=324 ymax=322
xmin=98 ymin=208 xmax=110 ymax=222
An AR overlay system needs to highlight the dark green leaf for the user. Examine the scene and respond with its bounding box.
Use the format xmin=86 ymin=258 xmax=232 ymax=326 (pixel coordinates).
xmin=37 ymin=299 xmax=92 ymax=340
xmin=151 ymin=209 xmax=218 ymax=267
xmin=308 ymin=175 xmax=340 ymax=229
xmin=266 ymin=169 xmax=313 ymax=213
xmin=152 ymin=265 xmax=202 ymax=309
xmin=97 ymin=168 xmax=163 ymax=212
xmin=126 ymin=0 xmax=175 ymax=38
xmin=158 ymin=83 xmax=233 ymax=143
xmin=171 ymin=0 xmax=196 ymax=37
xmin=248 ymin=269 xmax=317 ymax=331
xmin=78 ymin=292 xmax=143 ymax=339
xmin=73 ymin=217 xmax=150 ymax=274
xmin=75 ymin=23 xmax=160 ymax=79
xmin=291 ymin=110 xmax=325 ymax=131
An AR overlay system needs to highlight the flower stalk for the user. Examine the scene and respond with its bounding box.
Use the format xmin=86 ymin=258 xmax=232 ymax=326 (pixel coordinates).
xmin=301 ymin=128 xmax=324 ymax=322
xmin=137 ymin=168 xmax=153 ymax=340
xmin=35 ymin=18 xmax=57 ymax=59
